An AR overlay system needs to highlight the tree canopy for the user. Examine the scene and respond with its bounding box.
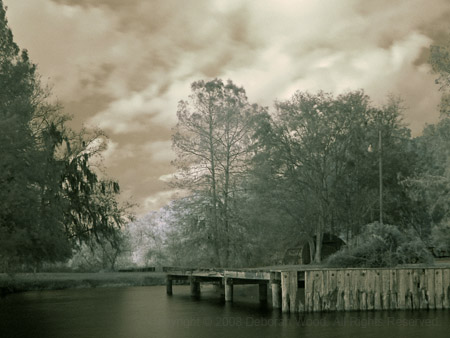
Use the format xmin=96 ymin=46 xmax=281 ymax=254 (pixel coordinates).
xmin=0 ymin=1 xmax=131 ymax=271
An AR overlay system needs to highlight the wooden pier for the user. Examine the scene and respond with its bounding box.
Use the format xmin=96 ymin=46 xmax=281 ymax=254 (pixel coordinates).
xmin=166 ymin=266 xmax=450 ymax=313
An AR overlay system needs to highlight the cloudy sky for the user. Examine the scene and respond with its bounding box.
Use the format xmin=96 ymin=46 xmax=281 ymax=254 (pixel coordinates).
xmin=4 ymin=0 xmax=450 ymax=215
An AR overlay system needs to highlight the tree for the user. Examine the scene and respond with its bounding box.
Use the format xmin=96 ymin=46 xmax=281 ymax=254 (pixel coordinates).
xmin=0 ymin=1 xmax=131 ymax=271
xmin=251 ymin=90 xmax=415 ymax=263
xmin=172 ymin=79 xmax=264 ymax=267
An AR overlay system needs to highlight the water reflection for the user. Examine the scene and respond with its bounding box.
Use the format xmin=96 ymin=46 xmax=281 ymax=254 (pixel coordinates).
xmin=1 ymin=285 xmax=449 ymax=338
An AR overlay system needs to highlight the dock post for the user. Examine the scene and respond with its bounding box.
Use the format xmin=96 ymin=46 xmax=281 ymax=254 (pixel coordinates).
xmin=259 ymin=282 xmax=268 ymax=303
xmin=225 ymin=278 xmax=233 ymax=302
xmin=271 ymin=282 xmax=281 ymax=308
xmin=190 ymin=277 xmax=200 ymax=297
xmin=281 ymin=271 xmax=298 ymax=313
xmin=166 ymin=276 xmax=173 ymax=295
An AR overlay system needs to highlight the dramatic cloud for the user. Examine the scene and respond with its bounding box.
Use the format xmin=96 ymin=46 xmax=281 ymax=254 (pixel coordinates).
xmin=5 ymin=0 xmax=450 ymax=214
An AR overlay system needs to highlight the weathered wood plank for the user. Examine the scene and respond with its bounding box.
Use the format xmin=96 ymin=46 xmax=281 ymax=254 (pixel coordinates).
xmin=344 ymin=271 xmax=352 ymax=311
xmin=328 ymin=270 xmax=338 ymax=311
xmin=321 ymin=270 xmax=329 ymax=311
xmin=443 ymin=269 xmax=450 ymax=309
xmin=381 ymin=269 xmax=390 ymax=310
xmin=359 ymin=270 xmax=367 ymax=311
xmin=397 ymin=269 xmax=407 ymax=310
xmin=418 ymin=269 xmax=428 ymax=309
xmin=434 ymin=269 xmax=443 ymax=310
xmin=390 ymin=270 xmax=398 ymax=309
xmin=367 ymin=270 xmax=376 ymax=310
xmin=312 ymin=271 xmax=322 ymax=312
xmin=304 ymin=271 xmax=313 ymax=312
xmin=426 ymin=268 xmax=435 ymax=309
xmin=336 ymin=270 xmax=345 ymax=311
xmin=412 ymin=269 xmax=420 ymax=309
xmin=374 ymin=270 xmax=382 ymax=310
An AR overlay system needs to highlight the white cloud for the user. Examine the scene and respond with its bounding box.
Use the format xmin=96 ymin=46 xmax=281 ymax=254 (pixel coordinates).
xmin=5 ymin=0 xmax=449 ymax=212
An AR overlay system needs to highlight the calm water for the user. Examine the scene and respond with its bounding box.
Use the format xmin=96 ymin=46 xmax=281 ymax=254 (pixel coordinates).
xmin=1 ymin=285 xmax=449 ymax=338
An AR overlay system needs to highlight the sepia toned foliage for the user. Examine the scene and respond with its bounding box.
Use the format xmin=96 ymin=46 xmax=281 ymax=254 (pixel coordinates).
xmin=0 ymin=2 xmax=131 ymax=272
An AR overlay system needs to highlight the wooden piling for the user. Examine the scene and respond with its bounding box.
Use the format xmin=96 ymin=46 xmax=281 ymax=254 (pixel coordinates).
xmin=225 ymin=278 xmax=233 ymax=302
xmin=166 ymin=276 xmax=173 ymax=295
xmin=167 ymin=266 xmax=450 ymax=312
xmin=443 ymin=269 xmax=450 ymax=309
xmin=190 ymin=277 xmax=200 ymax=297
xmin=271 ymin=282 xmax=281 ymax=308
xmin=259 ymin=283 xmax=268 ymax=303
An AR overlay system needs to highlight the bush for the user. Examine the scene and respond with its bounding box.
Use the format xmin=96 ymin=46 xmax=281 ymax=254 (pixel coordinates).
xmin=430 ymin=222 xmax=450 ymax=256
xmin=325 ymin=223 xmax=433 ymax=268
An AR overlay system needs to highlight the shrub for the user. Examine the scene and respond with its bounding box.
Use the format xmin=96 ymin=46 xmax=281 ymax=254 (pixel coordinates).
xmin=325 ymin=222 xmax=433 ymax=268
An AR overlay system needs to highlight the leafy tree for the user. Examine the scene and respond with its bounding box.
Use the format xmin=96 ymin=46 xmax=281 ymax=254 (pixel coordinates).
xmin=400 ymin=41 xmax=450 ymax=251
xmin=251 ymin=90 xmax=415 ymax=263
xmin=0 ymin=1 xmax=131 ymax=271
xmin=172 ymin=79 xmax=264 ymax=267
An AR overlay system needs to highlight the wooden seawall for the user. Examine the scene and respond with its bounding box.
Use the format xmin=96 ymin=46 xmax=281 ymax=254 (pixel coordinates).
xmin=166 ymin=266 xmax=450 ymax=313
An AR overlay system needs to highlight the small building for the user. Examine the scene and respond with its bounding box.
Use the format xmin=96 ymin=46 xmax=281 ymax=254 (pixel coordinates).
xmin=283 ymin=233 xmax=345 ymax=265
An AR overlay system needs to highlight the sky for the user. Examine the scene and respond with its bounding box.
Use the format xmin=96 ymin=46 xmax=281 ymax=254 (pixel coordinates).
xmin=4 ymin=0 xmax=450 ymax=215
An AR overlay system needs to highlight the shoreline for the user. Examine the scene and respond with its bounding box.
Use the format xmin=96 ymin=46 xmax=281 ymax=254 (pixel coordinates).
xmin=0 ymin=272 xmax=168 ymax=297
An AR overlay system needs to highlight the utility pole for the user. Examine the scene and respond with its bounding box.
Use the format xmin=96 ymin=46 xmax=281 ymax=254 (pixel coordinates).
xmin=379 ymin=129 xmax=383 ymax=224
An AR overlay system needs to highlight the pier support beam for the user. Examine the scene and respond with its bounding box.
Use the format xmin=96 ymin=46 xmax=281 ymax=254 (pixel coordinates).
xmin=259 ymin=282 xmax=268 ymax=303
xmin=190 ymin=277 xmax=200 ymax=297
xmin=225 ymin=278 xmax=233 ymax=302
xmin=271 ymin=282 xmax=281 ymax=308
xmin=166 ymin=276 xmax=173 ymax=295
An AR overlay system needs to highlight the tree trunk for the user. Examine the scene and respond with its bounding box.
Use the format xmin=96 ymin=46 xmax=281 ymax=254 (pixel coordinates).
xmin=208 ymin=106 xmax=221 ymax=267
xmin=314 ymin=218 xmax=323 ymax=263
xmin=307 ymin=237 xmax=315 ymax=264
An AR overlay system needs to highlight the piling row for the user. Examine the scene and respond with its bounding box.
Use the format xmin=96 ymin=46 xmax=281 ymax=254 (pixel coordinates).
xmin=166 ymin=267 xmax=450 ymax=313
xmin=300 ymin=268 xmax=450 ymax=312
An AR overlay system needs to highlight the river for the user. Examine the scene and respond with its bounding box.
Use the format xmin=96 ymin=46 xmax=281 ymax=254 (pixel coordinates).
xmin=1 ymin=285 xmax=449 ymax=338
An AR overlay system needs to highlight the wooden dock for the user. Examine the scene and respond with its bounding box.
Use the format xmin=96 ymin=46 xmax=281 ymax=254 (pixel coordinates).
xmin=166 ymin=265 xmax=450 ymax=313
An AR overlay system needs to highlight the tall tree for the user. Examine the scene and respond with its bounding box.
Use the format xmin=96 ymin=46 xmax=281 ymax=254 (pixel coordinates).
xmin=252 ymin=90 xmax=414 ymax=263
xmin=0 ymin=1 xmax=131 ymax=271
xmin=172 ymin=79 xmax=263 ymax=267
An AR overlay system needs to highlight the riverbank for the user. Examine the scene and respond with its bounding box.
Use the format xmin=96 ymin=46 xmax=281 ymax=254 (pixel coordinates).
xmin=0 ymin=272 xmax=167 ymax=297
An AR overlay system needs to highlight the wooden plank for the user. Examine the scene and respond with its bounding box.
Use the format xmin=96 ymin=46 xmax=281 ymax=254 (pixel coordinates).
xmin=359 ymin=270 xmax=367 ymax=311
xmin=344 ymin=270 xmax=352 ymax=311
xmin=304 ymin=271 xmax=313 ymax=312
xmin=412 ymin=269 xmax=420 ymax=309
xmin=406 ymin=269 xmax=414 ymax=310
xmin=281 ymin=272 xmax=290 ymax=312
xmin=374 ymin=270 xmax=382 ymax=310
xmin=390 ymin=270 xmax=398 ymax=309
xmin=312 ymin=271 xmax=322 ymax=312
xmin=434 ymin=269 xmax=443 ymax=310
xmin=419 ymin=269 xmax=428 ymax=309
xmin=443 ymin=269 xmax=450 ymax=309
xmin=321 ymin=270 xmax=329 ymax=311
xmin=426 ymin=268 xmax=435 ymax=309
xmin=351 ymin=270 xmax=360 ymax=310
xmin=328 ymin=270 xmax=338 ymax=311
xmin=366 ymin=270 xmax=374 ymax=311
xmin=289 ymin=271 xmax=299 ymax=312
xmin=381 ymin=269 xmax=390 ymax=310
xmin=336 ymin=270 xmax=345 ymax=311
xmin=397 ymin=269 xmax=407 ymax=310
